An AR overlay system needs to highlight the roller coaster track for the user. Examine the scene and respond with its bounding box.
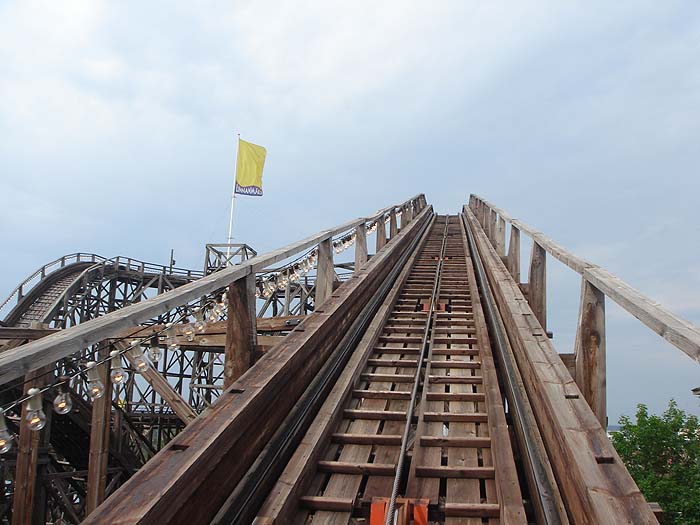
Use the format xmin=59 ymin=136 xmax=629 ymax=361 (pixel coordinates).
xmin=1 ymin=253 xmax=202 ymax=329
xmin=3 ymin=193 xmax=694 ymax=524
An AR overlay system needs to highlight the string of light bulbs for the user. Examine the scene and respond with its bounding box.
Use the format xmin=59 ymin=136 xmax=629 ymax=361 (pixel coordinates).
xmin=0 ymin=210 xmax=406 ymax=452
xmin=0 ymin=293 xmax=227 ymax=454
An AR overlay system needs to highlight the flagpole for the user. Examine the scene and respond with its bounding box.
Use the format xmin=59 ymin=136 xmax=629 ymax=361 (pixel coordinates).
xmin=226 ymin=134 xmax=241 ymax=265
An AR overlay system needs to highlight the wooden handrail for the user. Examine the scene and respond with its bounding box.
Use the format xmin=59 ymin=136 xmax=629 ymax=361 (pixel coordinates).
xmin=469 ymin=194 xmax=700 ymax=365
xmin=0 ymin=195 xmax=426 ymax=385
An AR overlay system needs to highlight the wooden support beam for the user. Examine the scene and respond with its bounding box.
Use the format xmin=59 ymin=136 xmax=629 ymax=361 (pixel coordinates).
xmin=224 ymin=274 xmax=258 ymax=388
xmin=354 ymin=223 xmax=368 ymax=270
xmin=574 ymin=278 xmax=606 ymax=428
xmin=528 ymin=241 xmax=547 ymax=331
xmin=375 ymin=215 xmax=387 ymax=252
xmin=12 ymin=367 xmax=51 ymax=525
xmin=122 ymin=344 xmax=197 ymax=423
xmin=495 ymin=216 xmax=506 ymax=257
xmin=315 ymin=238 xmax=334 ymax=306
xmin=389 ymin=209 xmax=398 ymax=239
xmin=86 ymin=346 xmax=113 ymax=514
xmin=507 ymin=225 xmax=521 ymax=282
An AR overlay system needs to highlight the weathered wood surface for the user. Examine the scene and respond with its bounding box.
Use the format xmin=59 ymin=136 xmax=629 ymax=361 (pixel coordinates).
xmin=528 ymin=241 xmax=547 ymax=331
xmin=12 ymin=366 xmax=51 ymax=525
xmin=315 ymin=238 xmax=334 ymax=306
xmin=471 ymin=194 xmax=700 ymax=364
xmin=253 ymin=223 xmax=427 ymax=523
xmin=0 ymin=195 xmax=424 ymax=385
xmin=506 ymin=225 xmax=520 ymax=283
xmin=354 ymin=222 xmax=368 ymax=270
xmin=224 ymin=274 xmax=257 ymax=387
xmin=86 ymin=346 xmax=113 ymax=514
xmin=574 ymin=278 xmax=606 ymax=428
xmin=464 ymin=206 xmax=658 ymax=524
xmin=84 ymin=206 xmax=431 ymax=525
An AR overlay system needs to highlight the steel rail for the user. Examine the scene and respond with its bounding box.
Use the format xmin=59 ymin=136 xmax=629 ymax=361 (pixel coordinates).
xmin=211 ymin=213 xmax=434 ymax=525
xmin=461 ymin=212 xmax=568 ymax=525
xmin=384 ymin=218 xmax=450 ymax=525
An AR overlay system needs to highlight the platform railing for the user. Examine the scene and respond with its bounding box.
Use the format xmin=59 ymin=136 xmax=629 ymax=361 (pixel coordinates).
xmin=469 ymin=193 xmax=700 ymax=427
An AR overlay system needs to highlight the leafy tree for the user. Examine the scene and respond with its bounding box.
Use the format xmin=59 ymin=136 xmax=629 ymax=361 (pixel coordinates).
xmin=612 ymin=400 xmax=700 ymax=524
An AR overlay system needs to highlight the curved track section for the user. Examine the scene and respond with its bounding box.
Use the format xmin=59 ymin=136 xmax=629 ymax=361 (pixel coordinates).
xmin=2 ymin=253 xmax=202 ymax=329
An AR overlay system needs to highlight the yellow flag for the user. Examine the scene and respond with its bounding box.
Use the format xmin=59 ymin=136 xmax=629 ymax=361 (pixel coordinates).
xmin=235 ymin=138 xmax=266 ymax=196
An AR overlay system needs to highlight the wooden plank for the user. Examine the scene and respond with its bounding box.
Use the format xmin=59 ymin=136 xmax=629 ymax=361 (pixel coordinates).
xmin=376 ymin=215 xmax=387 ymax=252
xmin=495 ymin=216 xmax=506 ymax=256
xmin=0 ymin=327 xmax=58 ymax=340
xmin=315 ymin=237 xmax=334 ymax=306
xmin=86 ymin=347 xmax=113 ymax=514
xmin=12 ymin=365 xmax=52 ymax=525
xmin=444 ymin=503 xmax=500 ymax=518
xmin=85 ymin=207 xmax=431 ymax=525
xmin=415 ymin=466 xmax=495 ymax=479
xmin=0 ymin=196 xmax=425 ymax=385
xmin=389 ymin=209 xmax=398 ymax=239
xmin=574 ymin=278 xmax=606 ymax=428
xmin=464 ymin=206 xmax=658 ymax=524
xmin=224 ymin=274 xmax=257 ymax=388
xmin=355 ymin=222 xmax=368 ymax=270
xmin=121 ymin=343 xmax=197 ymax=424
xmin=507 ymin=224 xmax=521 ymax=282
xmin=299 ymin=496 xmax=354 ymax=512
xmin=528 ymin=241 xmax=547 ymax=331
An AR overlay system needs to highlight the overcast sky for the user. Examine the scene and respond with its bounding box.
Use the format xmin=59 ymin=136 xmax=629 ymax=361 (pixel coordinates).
xmin=1 ymin=1 xmax=698 ymax=422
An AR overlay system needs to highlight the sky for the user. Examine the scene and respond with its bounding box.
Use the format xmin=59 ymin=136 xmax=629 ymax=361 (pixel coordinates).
xmin=0 ymin=1 xmax=698 ymax=422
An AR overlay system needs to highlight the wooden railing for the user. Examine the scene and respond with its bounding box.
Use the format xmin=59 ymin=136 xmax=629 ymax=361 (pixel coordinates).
xmin=469 ymin=194 xmax=700 ymax=426
xmin=0 ymin=194 xmax=427 ymax=386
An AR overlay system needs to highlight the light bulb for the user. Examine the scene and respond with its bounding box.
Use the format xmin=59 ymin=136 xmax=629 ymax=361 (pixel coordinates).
xmin=86 ymin=361 xmax=105 ymax=400
xmin=182 ymin=323 xmax=195 ymax=342
xmin=25 ymin=388 xmax=46 ymax=431
xmin=194 ymin=309 xmax=207 ymax=332
xmin=52 ymin=375 xmax=73 ymax=414
xmin=0 ymin=413 xmax=12 ymax=453
xmin=148 ymin=345 xmax=163 ymax=363
xmin=164 ymin=325 xmax=179 ymax=351
xmin=129 ymin=345 xmax=150 ymax=372
xmin=109 ymin=350 xmax=128 ymax=385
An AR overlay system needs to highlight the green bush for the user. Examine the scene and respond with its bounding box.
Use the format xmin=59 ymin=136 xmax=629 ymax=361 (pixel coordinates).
xmin=612 ymin=400 xmax=700 ymax=525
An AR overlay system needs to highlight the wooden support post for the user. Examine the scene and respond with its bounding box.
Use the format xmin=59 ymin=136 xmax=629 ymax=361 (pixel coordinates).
xmin=389 ymin=209 xmax=398 ymax=239
xmin=12 ymin=367 xmax=51 ymax=525
xmin=86 ymin=347 xmax=113 ymax=514
xmin=489 ymin=209 xmax=497 ymax=247
xmin=315 ymin=238 xmax=334 ymax=306
xmin=528 ymin=241 xmax=547 ymax=331
xmin=224 ymin=273 xmax=258 ymax=388
xmin=574 ymin=279 xmax=606 ymax=428
xmin=406 ymin=203 xmax=414 ymax=223
xmin=496 ymin=216 xmax=506 ymax=257
xmin=283 ymin=280 xmax=291 ymax=316
xmin=354 ymin=223 xmax=368 ymax=271
xmin=507 ymin=225 xmax=521 ymax=282
xmin=399 ymin=206 xmax=407 ymax=229
xmin=375 ymin=215 xmax=387 ymax=252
